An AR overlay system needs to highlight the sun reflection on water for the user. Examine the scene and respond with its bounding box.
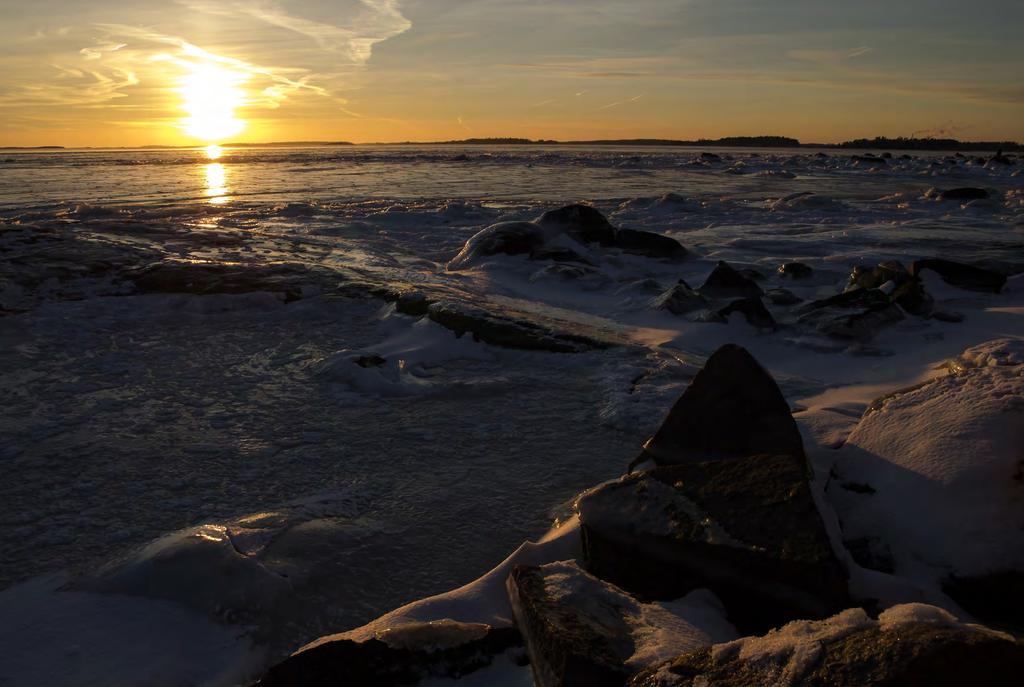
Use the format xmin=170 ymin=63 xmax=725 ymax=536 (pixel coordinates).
xmin=204 ymin=162 xmax=229 ymax=204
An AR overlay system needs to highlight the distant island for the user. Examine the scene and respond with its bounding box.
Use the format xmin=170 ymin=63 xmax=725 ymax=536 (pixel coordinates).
xmin=2 ymin=137 xmax=1020 ymax=152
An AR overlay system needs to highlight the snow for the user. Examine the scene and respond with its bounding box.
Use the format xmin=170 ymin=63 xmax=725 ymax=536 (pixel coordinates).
xmin=829 ymin=337 xmax=1024 ymax=581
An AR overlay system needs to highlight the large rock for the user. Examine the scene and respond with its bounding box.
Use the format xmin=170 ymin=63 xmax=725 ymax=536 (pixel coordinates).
xmin=911 ymin=258 xmax=1007 ymax=293
xmin=650 ymin=281 xmax=706 ymax=315
xmin=939 ymin=187 xmax=989 ymax=201
xmin=633 ymin=344 xmax=805 ymax=467
xmin=717 ymin=297 xmax=776 ymax=330
xmin=697 ymin=262 xmax=763 ymax=299
xmin=614 ymin=229 xmax=688 ymax=262
xmin=446 ymin=221 xmax=545 ymax=270
xmin=258 ymin=620 xmax=522 ymax=686
xmin=847 ymin=261 xmax=932 ymax=316
xmin=828 ymin=339 xmax=1024 ymax=629
xmin=127 ymin=260 xmax=321 ymax=302
xmin=577 ymin=454 xmax=848 ymax=634
xmin=426 ymin=301 xmax=611 ymax=353
xmin=537 ymin=204 xmax=617 ymax=246
xmin=630 ymin=605 xmax=1024 ymax=686
xmin=795 ymin=286 xmax=908 ymax=342
xmin=507 ymin=561 xmax=736 ymax=687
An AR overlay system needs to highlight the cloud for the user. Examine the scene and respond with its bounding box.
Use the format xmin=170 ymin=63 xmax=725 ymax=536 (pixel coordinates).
xmin=846 ymin=46 xmax=872 ymax=58
xmin=176 ymin=0 xmax=411 ymax=63
xmin=598 ymin=93 xmax=644 ymax=110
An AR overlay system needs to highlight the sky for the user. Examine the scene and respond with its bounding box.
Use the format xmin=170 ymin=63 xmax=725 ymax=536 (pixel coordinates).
xmin=0 ymin=0 xmax=1021 ymax=146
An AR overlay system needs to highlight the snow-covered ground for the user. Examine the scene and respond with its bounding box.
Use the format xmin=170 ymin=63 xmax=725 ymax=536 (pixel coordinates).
xmin=0 ymin=145 xmax=1021 ymax=685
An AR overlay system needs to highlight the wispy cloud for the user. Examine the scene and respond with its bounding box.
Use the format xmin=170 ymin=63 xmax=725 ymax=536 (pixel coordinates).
xmin=598 ymin=93 xmax=644 ymax=110
xmin=176 ymin=0 xmax=411 ymax=63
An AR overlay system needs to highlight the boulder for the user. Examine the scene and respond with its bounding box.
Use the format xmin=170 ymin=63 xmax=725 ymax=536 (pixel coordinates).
xmin=777 ymin=262 xmax=813 ymax=280
xmin=258 ymin=620 xmax=522 ymax=686
xmin=798 ymin=301 xmax=905 ymax=342
xmin=630 ymin=605 xmax=1024 ymax=687
xmin=847 ymin=261 xmax=932 ymax=315
xmin=700 ymin=152 xmax=721 ymax=161
xmin=446 ymin=222 xmax=545 ymax=270
xmin=426 ymin=301 xmax=608 ymax=353
xmin=506 ymin=561 xmax=736 ymax=687
xmin=576 ymin=454 xmax=849 ymax=633
xmin=697 ymin=262 xmax=764 ymax=299
xmin=651 ymin=281 xmax=707 ymax=315
xmin=537 ymin=204 xmax=617 ymax=246
xmin=634 ymin=344 xmax=805 ymax=467
xmin=127 ymin=260 xmax=317 ymax=302
xmin=939 ymin=187 xmax=989 ymax=201
xmin=614 ymin=229 xmax=688 ymax=262
xmin=764 ymin=288 xmax=802 ymax=306
xmin=717 ymin=298 xmax=776 ymax=329
xmin=395 ymin=291 xmax=431 ymax=317
xmin=910 ymin=258 xmax=1007 ymax=293
xmin=828 ymin=339 xmax=1024 ymax=630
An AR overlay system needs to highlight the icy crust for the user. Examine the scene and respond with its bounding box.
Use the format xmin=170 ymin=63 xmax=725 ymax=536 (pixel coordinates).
xmin=523 ymin=560 xmax=738 ymax=670
xmin=830 ymin=337 xmax=1024 ymax=580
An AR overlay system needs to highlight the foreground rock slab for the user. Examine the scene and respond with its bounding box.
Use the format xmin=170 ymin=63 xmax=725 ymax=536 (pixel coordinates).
xmin=507 ymin=561 xmax=736 ymax=687
xmin=577 ymin=455 xmax=848 ymax=634
xmin=629 ymin=604 xmax=1024 ymax=686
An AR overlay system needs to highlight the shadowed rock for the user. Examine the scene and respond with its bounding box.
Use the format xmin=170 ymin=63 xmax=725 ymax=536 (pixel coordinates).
xmin=614 ymin=228 xmax=688 ymax=262
xmin=777 ymin=262 xmax=813 ymax=279
xmin=765 ymin=287 xmax=802 ymax=305
xmin=257 ymin=621 xmax=521 ymax=686
xmin=717 ymin=297 xmax=776 ymax=329
xmin=651 ymin=280 xmax=706 ymax=315
xmin=634 ymin=344 xmax=805 ymax=467
xmin=426 ymin=301 xmax=611 ymax=353
xmin=799 ymin=301 xmax=905 ymax=342
xmin=446 ymin=221 xmax=545 ymax=270
xmin=537 ymin=204 xmax=617 ymax=246
xmin=939 ymin=187 xmax=989 ymax=201
xmin=911 ymin=258 xmax=1007 ymax=294
xmin=697 ymin=262 xmax=764 ymax=299
xmin=630 ymin=612 xmax=1024 ymax=687
xmin=127 ymin=261 xmax=320 ymax=302
xmin=577 ymin=454 xmax=848 ymax=633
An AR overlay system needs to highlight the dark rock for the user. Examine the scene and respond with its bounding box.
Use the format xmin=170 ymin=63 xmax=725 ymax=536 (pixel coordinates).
xmin=880 ymin=152 xmax=893 ymax=159
xmin=577 ymin=453 xmax=849 ymax=633
xmin=795 ymin=287 xmax=891 ymax=316
xmin=990 ymin=154 xmax=1013 ymax=165
xmin=537 ymin=204 xmax=617 ymax=246
xmin=717 ymin=298 xmax=776 ymax=329
xmin=127 ymin=261 xmax=314 ymax=302
xmin=911 ymin=258 xmax=1007 ymax=293
xmin=777 ymin=262 xmax=813 ymax=280
xmin=853 ymin=155 xmax=887 ymax=166
xmin=939 ymin=187 xmax=989 ymax=201
xmin=844 ymin=536 xmax=895 ymax=574
xmin=507 ymin=561 xmax=728 ymax=687
xmin=943 ymin=571 xmax=1024 ymax=634
xmin=529 ymin=263 xmax=604 ymax=283
xmin=354 ymin=355 xmax=386 ymax=368
xmin=697 ymin=261 xmax=763 ymax=299
xmin=847 ymin=261 xmax=933 ymax=316
xmin=764 ymin=288 xmax=802 ymax=306
xmin=426 ymin=301 xmax=611 ymax=352
xmin=651 ymin=280 xmax=706 ymax=315
xmin=614 ymin=228 xmax=688 ymax=262
xmin=700 ymin=152 xmax=721 ymax=161
xmin=395 ymin=291 xmax=431 ymax=317
xmin=446 ymin=221 xmax=545 ymax=270
xmin=634 ymin=344 xmax=806 ymax=467
xmin=799 ymin=302 xmax=905 ymax=342
xmin=737 ymin=268 xmax=767 ymax=282
xmin=630 ymin=616 xmax=1024 ymax=687
xmin=257 ymin=621 xmax=522 ymax=687
xmin=528 ymin=247 xmax=593 ymax=264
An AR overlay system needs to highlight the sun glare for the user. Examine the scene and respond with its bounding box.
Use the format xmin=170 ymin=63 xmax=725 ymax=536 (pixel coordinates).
xmin=205 ymin=144 xmax=223 ymax=159
xmin=180 ymin=63 xmax=247 ymax=142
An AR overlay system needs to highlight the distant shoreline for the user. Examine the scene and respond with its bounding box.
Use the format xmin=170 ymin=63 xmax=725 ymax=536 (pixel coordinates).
xmin=2 ymin=136 xmax=1021 ymax=152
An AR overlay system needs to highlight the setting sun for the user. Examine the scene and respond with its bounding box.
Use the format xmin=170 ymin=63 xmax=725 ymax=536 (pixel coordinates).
xmin=180 ymin=62 xmax=247 ymax=142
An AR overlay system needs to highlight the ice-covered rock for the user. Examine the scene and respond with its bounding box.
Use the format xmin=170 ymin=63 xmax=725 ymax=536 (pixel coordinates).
xmin=536 ymin=204 xmax=617 ymax=246
xmin=614 ymin=228 xmax=689 ymax=262
xmin=445 ymin=221 xmax=546 ymax=270
xmin=650 ymin=281 xmax=707 ymax=316
xmin=910 ymin=258 xmax=1007 ymax=293
xmin=506 ymin=561 xmax=736 ymax=687
xmin=630 ymin=604 xmax=1023 ymax=686
xmin=829 ymin=338 xmax=1024 ymax=625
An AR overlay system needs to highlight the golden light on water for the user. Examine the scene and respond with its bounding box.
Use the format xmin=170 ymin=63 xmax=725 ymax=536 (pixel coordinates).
xmin=180 ymin=62 xmax=247 ymax=142
xmin=204 ymin=162 xmax=229 ymax=204
xmin=205 ymin=144 xmax=223 ymax=159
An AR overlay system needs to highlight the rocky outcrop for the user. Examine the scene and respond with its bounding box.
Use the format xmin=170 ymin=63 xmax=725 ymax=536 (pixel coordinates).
xmin=258 ymin=620 xmax=522 ymax=686
xmin=911 ymin=258 xmax=1007 ymax=293
xmin=776 ymin=262 xmax=813 ymax=280
xmin=506 ymin=561 xmax=735 ymax=687
xmin=630 ymin=606 xmax=1024 ymax=686
xmin=634 ymin=344 xmax=805 ymax=467
xmin=651 ymin=281 xmax=706 ymax=315
xmin=126 ymin=260 xmax=325 ymax=302
xmin=426 ymin=301 xmax=611 ymax=353
xmin=717 ymin=297 xmax=776 ymax=329
xmin=447 ymin=205 xmax=688 ymax=270
xmin=764 ymin=287 xmax=801 ymax=306
xmin=577 ymin=454 xmax=848 ymax=634
xmin=697 ymin=262 xmax=764 ymax=299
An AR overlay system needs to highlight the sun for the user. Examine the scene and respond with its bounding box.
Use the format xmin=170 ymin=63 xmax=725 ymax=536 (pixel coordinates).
xmin=180 ymin=62 xmax=247 ymax=142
